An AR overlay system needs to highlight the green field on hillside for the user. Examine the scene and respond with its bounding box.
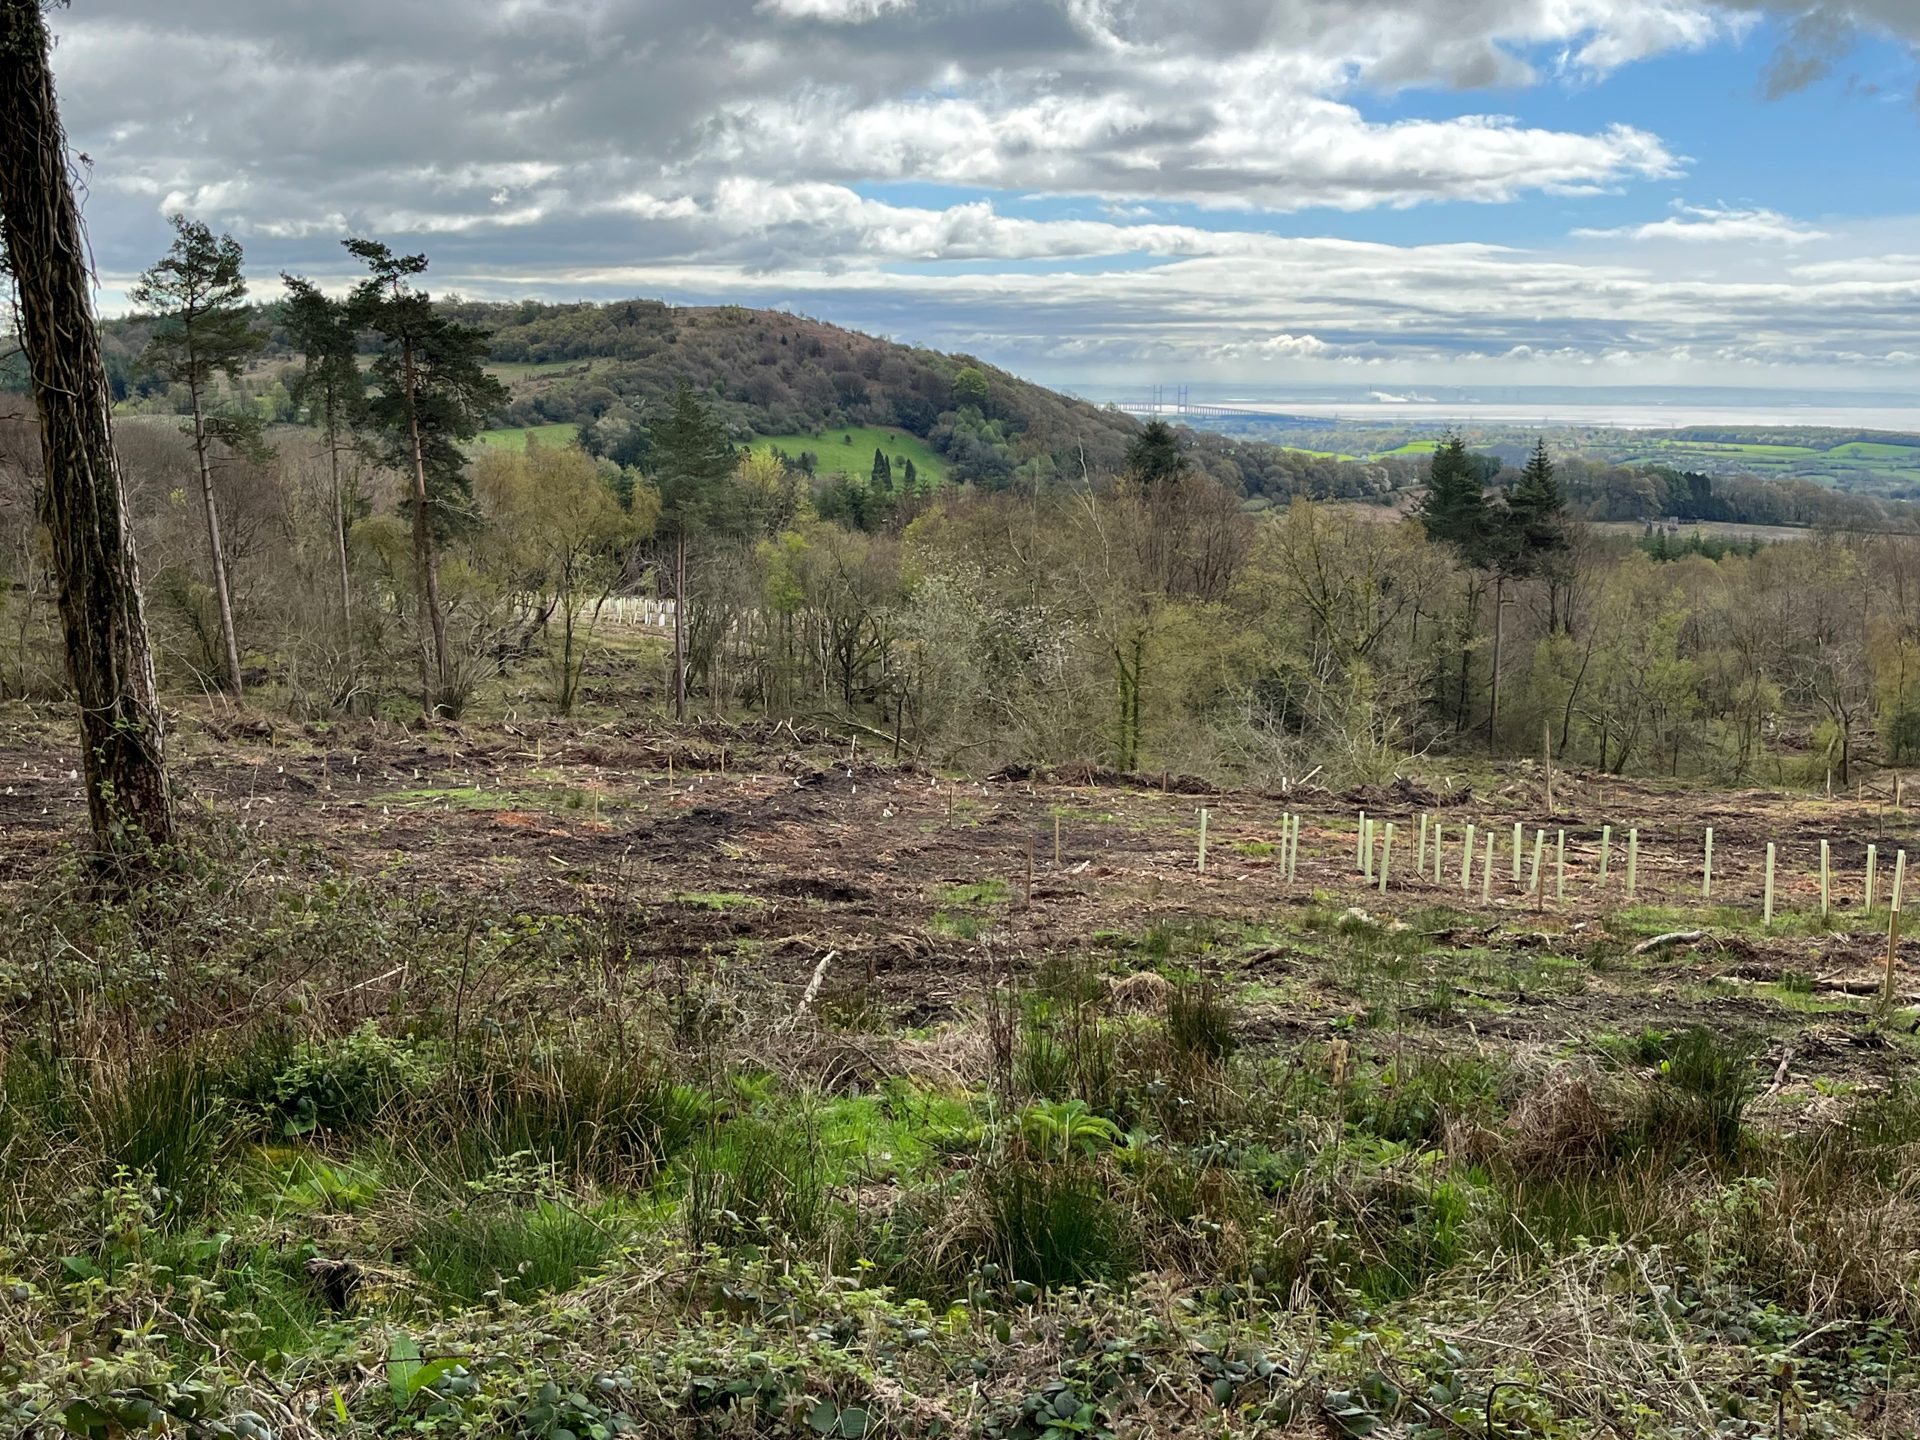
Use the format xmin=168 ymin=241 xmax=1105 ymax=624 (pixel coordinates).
xmin=1830 ymin=441 xmax=1920 ymax=460
xmin=484 ymin=359 xmax=606 ymax=381
xmin=754 ymin=425 xmax=948 ymax=482
xmin=469 ymin=423 xmax=579 ymax=451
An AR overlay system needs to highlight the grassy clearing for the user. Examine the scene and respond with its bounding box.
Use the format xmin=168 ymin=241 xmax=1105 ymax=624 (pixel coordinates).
xmin=468 ymin=422 xmax=579 ymax=451
xmin=751 ymin=425 xmax=949 ymax=482
xmin=483 ymin=360 xmax=603 ymax=381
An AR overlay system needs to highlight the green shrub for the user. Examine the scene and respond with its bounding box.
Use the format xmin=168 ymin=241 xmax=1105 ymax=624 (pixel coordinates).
xmin=1345 ymin=1051 xmax=1506 ymax=1147
xmin=1630 ymin=1026 xmax=1760 ymax=1162
xmin=235 ymin=1022 xmax=435 ymax=1136
xmin=969 ymin=1151 xmax=1137 ymax=1289
xmin=1165 ymin=980 xmax=1236 ymax=1063
xmin=438 ymin=1045 xmax=706 ymax=1187
xmin=84 ymin=1051 xmax=233 ymax=1222
xmin=684 ymin=1116 xmax=827 ymax=1250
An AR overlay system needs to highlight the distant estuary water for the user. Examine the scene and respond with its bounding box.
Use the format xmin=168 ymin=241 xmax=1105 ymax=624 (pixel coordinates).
xmin=1215 ymin=400 xmax=1920 ymax=432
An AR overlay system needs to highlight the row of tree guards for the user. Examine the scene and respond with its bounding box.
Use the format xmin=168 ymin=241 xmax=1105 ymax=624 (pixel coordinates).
xmin=1189 ymin=806 xmax=1911 ymax=927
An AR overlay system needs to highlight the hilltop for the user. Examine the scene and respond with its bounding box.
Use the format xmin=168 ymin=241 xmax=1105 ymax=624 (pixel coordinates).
xmin=450 ymin=300 xmax=1428 ymax=504
xmin=81 ymin=297 xmax=1420 ymax=505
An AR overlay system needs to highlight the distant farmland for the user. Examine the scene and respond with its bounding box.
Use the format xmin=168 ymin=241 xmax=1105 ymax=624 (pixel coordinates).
xmin=751 ymin=425 xmax=949 ymax=483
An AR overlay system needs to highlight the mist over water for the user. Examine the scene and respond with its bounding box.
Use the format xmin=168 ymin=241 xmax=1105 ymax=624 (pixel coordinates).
xmin=1222 ymin=401 xmax=1920 ymax=431
xmin=1068 ymin=385 xmax=1920 ymax=433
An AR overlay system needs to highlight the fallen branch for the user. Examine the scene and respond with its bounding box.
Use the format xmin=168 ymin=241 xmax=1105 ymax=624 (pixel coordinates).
xmin=1632 ymin=929 xmax=1708 ymax=955
xmin=1761 ymin=1048 xmax=1793 ymax=1100
xmin=794 ymin=949 xmax=839 ymax=1017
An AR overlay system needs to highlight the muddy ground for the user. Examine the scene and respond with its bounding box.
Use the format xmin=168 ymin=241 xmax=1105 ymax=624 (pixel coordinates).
xmin=4 ymin=702 xmax=1918 ymax=1095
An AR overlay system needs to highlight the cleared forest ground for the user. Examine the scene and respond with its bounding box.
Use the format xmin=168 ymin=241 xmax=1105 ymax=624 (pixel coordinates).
xmin=5 ymin=702 xmax=1920 ymax=1438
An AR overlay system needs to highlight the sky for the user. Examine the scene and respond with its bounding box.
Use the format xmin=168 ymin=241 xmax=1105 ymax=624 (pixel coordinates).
xmin=39 ymin=0 xmax=1920 ymax=395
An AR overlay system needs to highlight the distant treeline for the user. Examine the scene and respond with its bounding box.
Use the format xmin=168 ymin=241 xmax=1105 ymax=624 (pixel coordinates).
xmin=1559 ymin=458 xmax=1918 ymax=533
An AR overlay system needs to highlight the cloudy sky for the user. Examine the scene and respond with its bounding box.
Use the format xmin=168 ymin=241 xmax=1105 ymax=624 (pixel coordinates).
xmin=42 ymin=0 xmax=1920 ymax=392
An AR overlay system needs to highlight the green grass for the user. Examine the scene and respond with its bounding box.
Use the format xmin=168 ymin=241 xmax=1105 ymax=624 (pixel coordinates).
xmin=669 ymin=891 xmax=761 ymax=912
xmin=752 ymin=425 xmax=949 ymax=483
xmin=1830 ymin=441 xmax=1920 ymax=460
xmin=484 ymin=360 xmax=602 ymax=380
xmin=468 ymin=423 xmax=579 ymax=452
xmin=1372 ymin=440 xmax=1441 ymax=457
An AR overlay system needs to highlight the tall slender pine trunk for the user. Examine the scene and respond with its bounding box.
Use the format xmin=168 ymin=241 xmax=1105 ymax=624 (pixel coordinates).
xmin=0 ymin=0 xmax=173 ymax=852
xmin=673 ymin=532 xmax=687 ymax=721
xmin=1485 ymin=573 xmax=1503 ymax=749
xmin=327 ymin=405 xmax=354 ymax=671
xmin=187 ymin=375 xmax=244 ymax=695
xmin=402 ymin=336 xmax=450 ymax=715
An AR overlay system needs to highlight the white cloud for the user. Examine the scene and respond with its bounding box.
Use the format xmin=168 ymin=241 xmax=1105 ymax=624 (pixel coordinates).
xmin=1575 ymin=203 xmax=1831 ymax=243
xmin=756 ymin=0 xmax=912 ymax=20
xmin=42 ymin=0 xmax=1920 ymax=388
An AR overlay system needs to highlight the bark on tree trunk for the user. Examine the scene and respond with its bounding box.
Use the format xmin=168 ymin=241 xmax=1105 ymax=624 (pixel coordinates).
xmin=0 ymin=0 xmax=174 ymax=852
xmin=187 ymin=378 xmax=244 ymax=695
xmin=673 ymin=532 xmax=687 ymax=721
xmin=1485 ymin=573 xmax=1503 ymax=750
xmin=327 ymin=412 xmax=353 ymax=672
xmin=402 ymin=336 xmax=450 ymax=715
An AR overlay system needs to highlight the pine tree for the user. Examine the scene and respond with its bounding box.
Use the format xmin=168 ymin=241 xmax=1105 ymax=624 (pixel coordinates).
xmin=1418 ymin=434 xmax=1496 ymax=735
xmin=646 ymin=382 xmax=737 ymax=720
xmin=1124 ymin=419 xmax=1186 ymax=486
xmin=281 ymin=273 xmax=367 ymax=669
xmin=871 ymin=447 xmax=892 ymax=491
xmin=1416 ymin=434 xmax=1487 ymax=558
xmin=902 ymin=457 xmax=917 ymax=492
xmin=346 ymin=239 xmax=506 ymax=717
xmin=0 ymin=0 xmax=173 ymax=853
xmin=1508 ymin=439 xmax=1569 ymax=559
xmin=132 ymin=215 xmax=265 ymax=696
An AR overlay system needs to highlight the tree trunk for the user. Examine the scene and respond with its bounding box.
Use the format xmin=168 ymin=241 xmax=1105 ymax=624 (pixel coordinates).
xmin=1454 ymin=582 xmax=1474 ymax=735
xmin=187 ymin=376 xmax=243 ymax=695
xmin=327 ymin=408 xmax=353 ymax=671
xmin=673 ymin=532 xmax=687 ymax=721
xmin=1485 ymin=573 xmax=1503 ymax=749
xmin=0 ymin=0 xmax=174 ymax=851
xmin=402 ymin=336 xmax=450 ymax=715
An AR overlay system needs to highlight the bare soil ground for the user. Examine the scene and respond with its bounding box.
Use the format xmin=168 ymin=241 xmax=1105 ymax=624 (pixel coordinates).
xmin=4 ymin=702 xmax=1916 ymax=1092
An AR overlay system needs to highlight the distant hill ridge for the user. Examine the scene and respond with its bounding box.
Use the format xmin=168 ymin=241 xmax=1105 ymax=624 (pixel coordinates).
xmin=441 ymin=298 xmax=1415 ymax=502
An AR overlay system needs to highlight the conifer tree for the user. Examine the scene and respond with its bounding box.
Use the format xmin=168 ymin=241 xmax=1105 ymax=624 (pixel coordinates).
xmin=646 ymin=382 xmax=737 ymax=720
xmin=1416 ymin=434 xmax=1487 ymax=558
xmin=345 ymin=238 xmax=506 ymax=717
xmin=281 ymin=273 xmax=367 ymax=666
xmin=132 ymin=215 xmax=265 ymax=696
